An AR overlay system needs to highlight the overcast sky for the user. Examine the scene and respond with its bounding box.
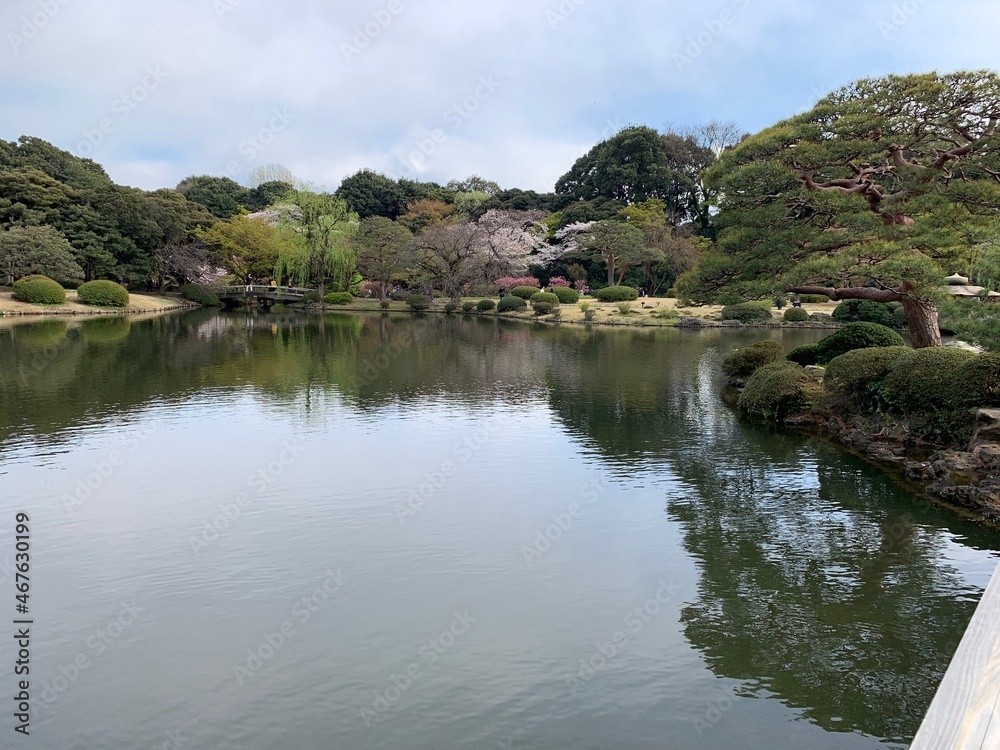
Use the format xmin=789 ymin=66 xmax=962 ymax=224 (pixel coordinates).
xmin=2 ymin=0 xmax=998 ymax=194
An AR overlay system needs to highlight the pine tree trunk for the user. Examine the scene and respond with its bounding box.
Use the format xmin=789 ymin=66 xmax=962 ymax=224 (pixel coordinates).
xmin=902 ymin=298 xmax=941 ymax=348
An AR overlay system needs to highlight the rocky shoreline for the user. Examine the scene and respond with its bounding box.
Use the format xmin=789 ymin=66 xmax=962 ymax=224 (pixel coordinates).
xmin=785 ymin=407 xmax=1000 ymax=523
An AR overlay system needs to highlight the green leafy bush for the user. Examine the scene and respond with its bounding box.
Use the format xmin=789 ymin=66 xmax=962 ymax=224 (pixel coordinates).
xmin=462 ymin=301 xmax=475 ymax=313
xmin=786 ymin=344 xmax=821 ymax=366
xmin=405 ymin=293 xmax=431 ymax=311
xmin=324 ymin=292 xmax=353 ymax=305
xmin=615 ymin=301 xmax=633 ymax=314
xmin=832 ymin=299 xmax=897 ymax=327
xmin=738 ymin=361 xmax=817 ymax=422
xmin=180 ymin=284 xmax=221 ymax=307
xmin=12 ymin=275 xmax=66 ymax=305
xmin=814 ymin=322 xmax=905 ymax=364
xmin=497 ymin=295 xmax=527 ymax=312
xmin=722 ymin=340 xmax=784 ymax=377
xmin=782 ymin=307 xmax=810 ymax=322
xmin=595 ymin=286 xmax=639 ymax=302
xmin=77 ymin=280 xmax=129 ymax=308
xmin=379 ymin=300 xmax=390 ymax=310
xmin=390 ymin=290 xmax=408 ymax=301
xmin=444 ymin=302 xmax=459 ymax=313
xmin=823 ymin=346 xmax=912 ymax=408
xmin=653 ymin=306 xmax=680 ymax=320
xmin=550 ymin=286 xmax=580 ymax=304
xmin=882 ymin=348 xmax=977 ymax=414
xmin=302 ymin=290 xmax=322 ymax=303
xmin=511 ymin=285 xmax=540 ymax=300
xmin=578 ymin=301 xmax=591 ymax=312
xmin=721 ymin=302 xmax=772 ymax=323
xmin=530 ymin=292 xmax=560 ymax=306
xmin=476 ymin=299 xmax=496 ymax=312
xmin=799 ymin=294 xmax=830 ymax=303
xmin=949 ymin=353 xmax=1000 ymax=408
xmin=532 ymin=301 xmax=556 ymax=316
xmin=888 ymin=302 xmax=907 ymax=329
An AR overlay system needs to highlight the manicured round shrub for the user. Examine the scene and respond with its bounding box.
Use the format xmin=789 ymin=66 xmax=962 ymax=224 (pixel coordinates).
xmin=529 ymin=292 xmax=560 ymax=306
xmin=949 ymin=353 xmax=1000 ymax=408
xmin=814 ymin=322 xmax=905 ymax=364
xmin=444 ymin=302 xmax=459 ymax=313
xmin=595 ymin=286 xmax=639 ymax=302
xmin=882 ymin=348 xmax=977 ymax=414
xmin=324 ymin=291 xmax=353 ymax=305
xmin=180 ymin=284 xmax=221 ymax=307
xmin=532 ymin=301 xmax=556 ymax=315
xmin=799 ymin=294 xmax=830 ymax=303
xmin=738 ymin=361 xmax=817 ymax=422
xmin=81 ymin=317 xmax=131 ymax=345
xmin=550 ymin=286 xmax=580 ymax=304
xmin=823 ymin=346 xmax=912 ymax=407
xmin=379 ymin=300 xmax=390 ymax=310
xmin=12 ymin=275 xmax=66 ymax=305
xmin=782 ymin=307 xmax=810 ymax=322
xmin=832 ymin=299 xmax=897 ymax=327
xmin=390 ymin=290 xmax=408 ymax=301
xmin=476 ymin=299 xmax=496 ymax=312
xmin=721 ymin=302 xmax=772 ymax=323
xmin=405 ymin=293 xmax=431 ymax=311
xmin=722 ymin=340 xmax=785 ymax=377
xmin=787 ymin=344 xmax=820 ymax=366
xmin=497 ymin=295 xmax=527 ymax=312
xmin=511 ymin=285 xmax=540 ymax=300
xmin=462 ymin=301 xmax=475 ymax=313
xmin=77 ymin=280 xmax=129 ymax=308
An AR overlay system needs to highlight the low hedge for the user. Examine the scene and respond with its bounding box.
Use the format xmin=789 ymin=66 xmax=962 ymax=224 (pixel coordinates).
xmin=303 ymin=290 xmax=322 ymax=304
xmin=180 ymin=284 xmax=221 ymax=307
xmin=823 ymin=346 xmax=912 ymax=409
xmin=738 ymin=361 xmax=817 ymax=422
xmin=782 ymin=307 xmax=810 ymax=322
xmin=529 ymin=292 xmax=560 ymax=306
xmin=550 ymin=286 xmax=580 ymax=304
xmin=476 ymin=299 xmax=496 ymax=312
xmin=532 ymin=301 xmax=556 ymax=315
xmin=799 ymin=294 xmax=830 ymax=303
xmin=510 ymin=286 xmax=540 ymax=300
xmin=595 ymin=286 xmax=638 ymax=302
xmin=722 ymin=340 xmax=784 ymax=378
xmin=324 ymin=292 xmax=353 ymax=305
xmin=12 ymin=275 xmax=66 ymax=305
xmin=721 ymin=302 xmax=772 ymax=323
xmin=77 ymin=280 xmax=129 ymax=307
xmin=787 ymin=344 xmax=820 ymax=366
xmin=882 ymin=348 xmax=978 ymax=414
xmin=814 ymin=322 xmax=905 ymax=364
xmin=950 ymin=353 xmax=1000 ymax=408
xmin=497 ymin=296 xmax=527 ymax=312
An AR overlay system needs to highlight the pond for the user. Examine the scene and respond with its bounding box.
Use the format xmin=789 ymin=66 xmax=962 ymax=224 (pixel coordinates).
xmin=1 ymin=311 xmax=997 ymax=749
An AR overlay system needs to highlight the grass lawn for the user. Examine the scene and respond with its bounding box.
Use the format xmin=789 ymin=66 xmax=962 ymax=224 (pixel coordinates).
xmin=0 ymin=290 xmax=190 ymax=316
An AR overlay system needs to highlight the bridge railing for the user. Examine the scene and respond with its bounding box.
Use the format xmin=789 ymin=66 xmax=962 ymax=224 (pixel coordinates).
xmin=212 ymin=285 xmax=314 ymax=297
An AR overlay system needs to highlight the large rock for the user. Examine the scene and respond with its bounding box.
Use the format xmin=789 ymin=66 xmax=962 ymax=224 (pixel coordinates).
xmin=970 ymin=409 xmax=1000 ymax=449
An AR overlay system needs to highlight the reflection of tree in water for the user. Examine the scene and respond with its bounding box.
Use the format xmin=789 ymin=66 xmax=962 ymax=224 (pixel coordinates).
xmin=667 ymin=429 xmax=993 ymax=744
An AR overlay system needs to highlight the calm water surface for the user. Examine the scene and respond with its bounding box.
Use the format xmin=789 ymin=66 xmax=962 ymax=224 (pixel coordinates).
xmin=0 ymin=311 xmax=998 ymax=750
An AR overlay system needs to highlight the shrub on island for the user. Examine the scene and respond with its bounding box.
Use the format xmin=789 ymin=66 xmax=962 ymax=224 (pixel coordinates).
xmin=823 ymin=346 xmax=912 ymax=409
xmin=787 ymin=344 xmax=820 ymax=366
xmin=814 ymin=322 xmax=905 ymax=364
xmin=738 ymin=361 xmax=817 ymax=422
xmin=12 ymin=275 xmax=66 ymax=305
xmin=497 ymin=296 xmax=527 ymax=313
xmin=324 ymin=292 xmax=353 ymax=305
xmin=77 ymin=280 xmax=129 ymax=307
xmin=595 ymin=286 xmax=639 ymax=302
xmin=721 ymin=302 xmax=772 ymax=323
xmin=882 ymin=348 xmax=978 ymax=415
xmin=722 ymin=340 xmax=785 ymax=378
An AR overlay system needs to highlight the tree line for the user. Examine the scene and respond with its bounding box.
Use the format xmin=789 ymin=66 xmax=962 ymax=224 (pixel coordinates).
xmin=3 ymin=69 xmax=1000 ymax=346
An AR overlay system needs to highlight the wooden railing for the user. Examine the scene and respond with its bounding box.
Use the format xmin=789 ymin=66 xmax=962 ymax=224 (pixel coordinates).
xmin=211 ymin=285 xmax=314 ymax=299
xmin=911 ymin=562 xmax=1000 ymax=749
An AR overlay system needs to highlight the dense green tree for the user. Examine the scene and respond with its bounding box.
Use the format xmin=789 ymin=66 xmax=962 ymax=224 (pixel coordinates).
xmin=354 ymin=216 xmax=413 ymax=299
xmin=679 ymin=71 xmax=1000 ymax=347
xmin=245 ymin=180 xmax=295 ymax=212
xmin=446 ymin=175 xmax=501 ymax=195
xmin=0 ymin=225 xmax=83 ymax=285
xmin=336 ymin=169 xmax=405 ymax=220
xmin=175 ymin=175 xmax=250 ymax=219
xmin=576 ymin=220 xmax=649 ymax=286
xmin=196 ymin=215 xmax=289 ymax=284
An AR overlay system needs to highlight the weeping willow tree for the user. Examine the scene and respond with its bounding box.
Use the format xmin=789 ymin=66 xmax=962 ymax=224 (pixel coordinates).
xmin=275 ymin=190 xmax=359 ymax=299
